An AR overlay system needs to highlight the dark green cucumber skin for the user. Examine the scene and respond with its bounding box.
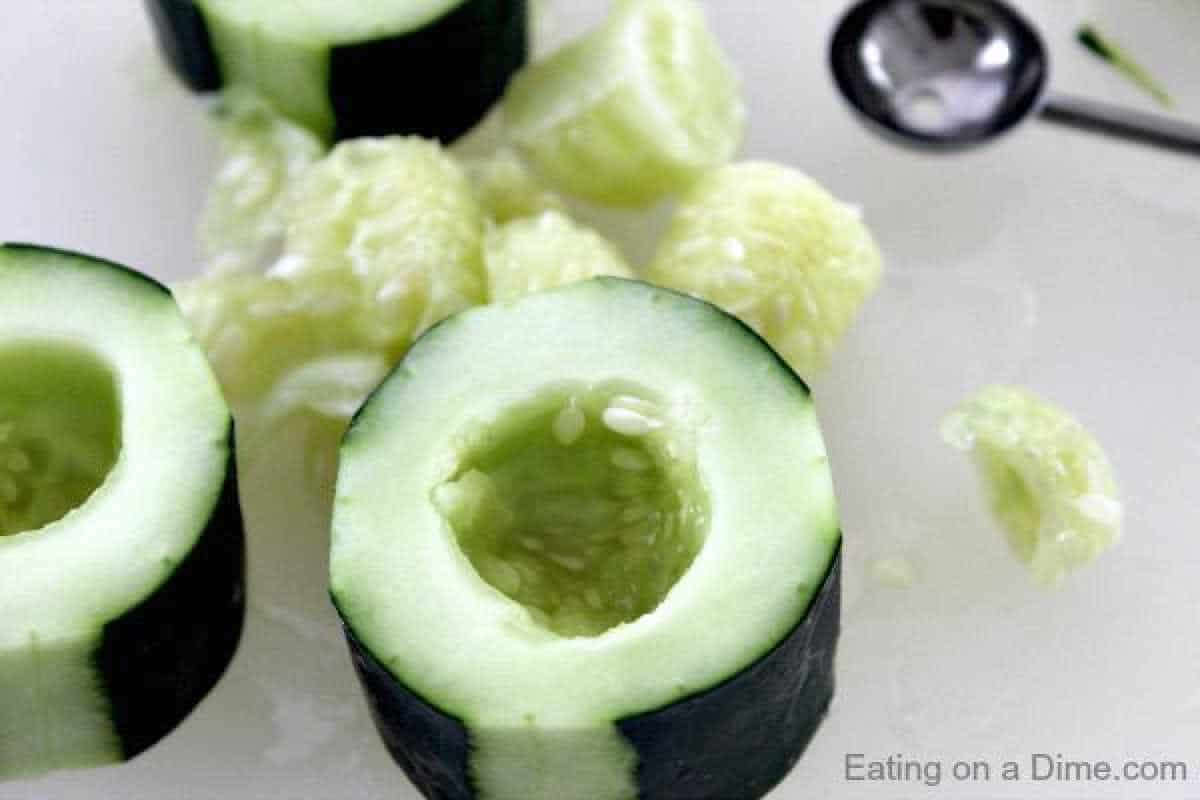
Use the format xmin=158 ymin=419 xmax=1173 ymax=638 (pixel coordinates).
xmin=343 ymin=626 xmax=473 ymax=800
xmin=95 ymin=436 xmax=245 ymax=759
xmin=618 ymin=546 xmax=841 ymax=800
xmin=143 ymin=0 xmax=528 ymax=143
xmin=1 ymin=242 xmax=177 ymax=298
xmin=338 ymin=546 xmax=841 ymax=800
xmin=144 ymin=0 xmax=222 ymax=91
xmin=331 ymin=0 xmax=526 ymax=142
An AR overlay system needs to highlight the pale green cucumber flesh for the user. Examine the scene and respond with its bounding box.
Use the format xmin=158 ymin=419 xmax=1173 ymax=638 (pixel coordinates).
xmin=200 ymin=89 xmax=325 ymax=275
xmin=461 ymin=148 xmax=566 ymax=224
xmin=502 ymin=0 xmax=744 ymax=206
xmin=942 ymin=384 xmax=1122 ymax=585
xmin=181 ymin=136 xmax=487 ymax=424
xmin=646 ymin=161 xmax=883 ymax=378
xmin=483 ymin=211 xmax=633 ymax=302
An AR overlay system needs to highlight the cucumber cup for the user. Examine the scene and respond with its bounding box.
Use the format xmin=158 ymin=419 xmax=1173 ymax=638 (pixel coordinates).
xmin=331 ymin=279 xmax=841 ymax=800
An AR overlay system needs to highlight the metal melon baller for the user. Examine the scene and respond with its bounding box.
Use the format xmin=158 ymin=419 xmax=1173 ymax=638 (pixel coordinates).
xmin=829 ymin=0 xmax=1200 ymax=155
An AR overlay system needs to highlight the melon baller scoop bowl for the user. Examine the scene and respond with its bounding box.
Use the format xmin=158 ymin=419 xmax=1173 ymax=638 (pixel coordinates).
xmin=829 ymin=0 xmax=1200 ymax=155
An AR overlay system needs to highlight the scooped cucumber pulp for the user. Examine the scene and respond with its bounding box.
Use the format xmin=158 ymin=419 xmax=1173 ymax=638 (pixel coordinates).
xmin=147 ymin=0 xmax=529 ymax=142
xmin=942 ymin=385 xmax=1122 ymax=584
xmin=502 ymin=0 xmax=744 ymax=206
xmin=483 ymin=211 xmax=633 ymax=302
xmin=645 ymin=161 xmax=882 ymax=379
xmin=0 ymin=244 xmax=244 ymax=778
xmin=332 ymin=278 xmax=840 ymax=800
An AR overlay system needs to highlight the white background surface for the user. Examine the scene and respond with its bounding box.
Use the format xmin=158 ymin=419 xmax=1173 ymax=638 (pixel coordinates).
xmin=3 ymin=1 xmax=1199 ymax=798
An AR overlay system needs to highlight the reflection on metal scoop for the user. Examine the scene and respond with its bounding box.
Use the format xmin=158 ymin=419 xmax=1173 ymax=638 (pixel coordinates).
xmin=829 ymin=0 xmax=1200 ymax=155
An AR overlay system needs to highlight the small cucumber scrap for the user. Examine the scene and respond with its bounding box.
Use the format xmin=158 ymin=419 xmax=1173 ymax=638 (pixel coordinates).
xmin=941 ymin=385 xmax=1122 ymax=585
xmin=645 ymin=161 xmax=882 ymax=378
xmin=502 ymin=0 xmax=744 ymax=206
xmin=200 ymin=90 xmax=325 ymax=275
xmin=484 ymin=210 xmax=633 ymax=302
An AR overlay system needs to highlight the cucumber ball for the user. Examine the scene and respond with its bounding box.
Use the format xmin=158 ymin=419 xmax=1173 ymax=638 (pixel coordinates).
xmin=646 ymin=161 xmax=883 ymax=378
xmin=484 ymin=211 xmax=634 ymax=302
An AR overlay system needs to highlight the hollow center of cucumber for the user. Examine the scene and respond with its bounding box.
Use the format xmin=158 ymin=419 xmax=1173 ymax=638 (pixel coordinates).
xmin=434 ymin=384 xmax=708 ymax=638
xmin=0 ymin=342 xmax=121 ymax=537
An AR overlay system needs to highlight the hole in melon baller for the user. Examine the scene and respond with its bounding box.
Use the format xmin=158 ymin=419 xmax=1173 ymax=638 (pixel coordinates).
xmin=433 ymin=383 xmax=709 ymax=638
xmin=0 ymin=341 xmax=122 ymax=537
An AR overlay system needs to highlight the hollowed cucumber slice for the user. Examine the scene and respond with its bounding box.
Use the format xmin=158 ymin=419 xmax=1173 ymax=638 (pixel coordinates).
xmin=331 ymin=278 xmax=840 ymax=800
xmin=0 ymin=244 xmax=243 ymax=779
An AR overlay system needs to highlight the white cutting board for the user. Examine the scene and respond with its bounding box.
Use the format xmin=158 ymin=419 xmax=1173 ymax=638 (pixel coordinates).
xmin=2 ymin=2 xmax=1199 ymax=798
